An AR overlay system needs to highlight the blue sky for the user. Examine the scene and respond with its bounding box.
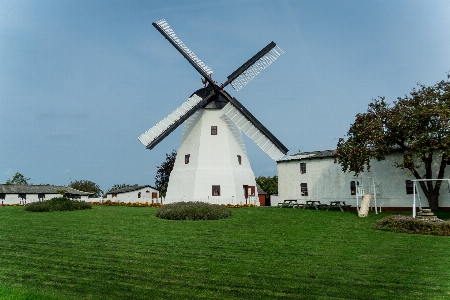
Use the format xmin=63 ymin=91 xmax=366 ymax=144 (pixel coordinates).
xmin=1 ymin=0 xmax=449 ymax=192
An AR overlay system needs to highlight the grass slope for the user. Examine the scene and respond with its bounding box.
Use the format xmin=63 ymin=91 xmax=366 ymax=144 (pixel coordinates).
xmin=0 ymin=207 xmax=449 ymax=299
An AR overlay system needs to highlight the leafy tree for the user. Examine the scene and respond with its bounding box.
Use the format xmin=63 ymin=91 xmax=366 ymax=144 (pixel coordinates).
xmin=68 ymin=180 xmax=103 ymax=198
xmin=256 ymin=175 xmax=278 ymax=196
xmin=155 ymin=150 xmax=177 ymax=197
xmin=335 ymin=74 xmax=450 ymax=210
xmin=107 ymin=184 xmax=139 ymax=192
xmin=5 ymin=172 xmax=30 ymax=185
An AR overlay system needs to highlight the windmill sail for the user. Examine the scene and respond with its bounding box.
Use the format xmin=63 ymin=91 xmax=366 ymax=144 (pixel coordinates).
xmin=225 ymin=42 xmax=283 ymax=92
xmin=138 ymin=94 xmax=208 ymax=150
xmin=153 ymin=19 xmax=214 ymax=83
xmin=221 ymin=100 xmax=288 ymax=161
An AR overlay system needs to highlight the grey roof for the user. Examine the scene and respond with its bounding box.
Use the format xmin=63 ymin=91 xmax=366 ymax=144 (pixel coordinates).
xmin=256 ymin=183 xmax=266 ymax=195
xmin=107 ymin=185 xmax=158 ymax=194
xmin=278 ymin=150 xmax=335 ymax=162
xmin=0 ymin=184 xmax=94 ymax=195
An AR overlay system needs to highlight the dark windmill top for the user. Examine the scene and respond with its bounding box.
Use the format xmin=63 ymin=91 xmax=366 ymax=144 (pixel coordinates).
xmin=138 ymin=19 xmax=288 ymax=161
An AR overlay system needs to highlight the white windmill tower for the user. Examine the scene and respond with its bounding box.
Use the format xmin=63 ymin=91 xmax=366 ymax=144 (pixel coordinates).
xmin=138 ymin=19 xmax=288 ymax=205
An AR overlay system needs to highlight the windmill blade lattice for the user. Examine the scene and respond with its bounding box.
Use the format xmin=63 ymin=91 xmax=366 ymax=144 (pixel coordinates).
xmin=226 ymin=42 xmax=284 ymax=92
xmin=153 ymin=19 xmax=213 ymax=78
xmin=221 ymin=100 xmax=288 ymax=161
xmin=138 ymin=94 xmax=208 ymax=149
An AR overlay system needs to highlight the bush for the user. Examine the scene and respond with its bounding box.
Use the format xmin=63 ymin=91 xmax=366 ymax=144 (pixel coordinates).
xmin=25 ymin=197 xmax=92 ymax=212
xmin=373 ymin=215 xmax=450 ymax=236
xmin=156 ymin=202 xmax=232 ymax=221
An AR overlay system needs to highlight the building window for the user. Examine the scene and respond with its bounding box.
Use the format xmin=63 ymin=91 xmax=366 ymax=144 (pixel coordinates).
xmin=405 ymin=180 xmax=416 ymax=194
xmin=300 ymin=162 xmax=306 ymax=174
xmin=211 ymin=126 xmax=217 ymax=135
xmin=212 ymin=185 xmax=220 ymax=196
xmin=0 ymin=193 xmax=5 ymax=200
xmin=138 ymin=192 xmax=141 ymax=198
xmin=237 ymin=155 xmax=242 ymax=165
xmin=112 ymin=193 xmax=117 ymax=198
xmin=38 ymin=193 xmax=45 ymax=200
xmin=350 ymin=181 xmax=359 ymax=195
xmin=18 ymin=193 xmax=26 ymax=199
xmin=300 ymin=183 xmax=308 ymax=196
xmin=185 ymin=154 xmax=190 ymax=164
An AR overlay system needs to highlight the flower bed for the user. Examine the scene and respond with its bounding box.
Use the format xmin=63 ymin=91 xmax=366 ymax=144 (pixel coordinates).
xmin=374 ymin=214 xmax=450 ymax=236
xmin=156 ymin=201 xmax=232 ymax=220
xmin=90 ymin=201 xmax=162 ymax=207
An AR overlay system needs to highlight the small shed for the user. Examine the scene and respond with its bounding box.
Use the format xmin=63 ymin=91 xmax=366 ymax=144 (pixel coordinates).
xmin=106 ymin=185 xmax=159 ymax=203
xmin=256 ymin=183 xmax=267 ymax=206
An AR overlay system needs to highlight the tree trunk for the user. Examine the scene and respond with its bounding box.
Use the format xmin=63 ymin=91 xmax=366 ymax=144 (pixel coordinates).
xmin=426 ymin=193 xmax=439 ymax=211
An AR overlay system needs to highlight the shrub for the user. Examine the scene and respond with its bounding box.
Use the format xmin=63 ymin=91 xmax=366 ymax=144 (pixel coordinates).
xmin=25 ymin=197 xmax=92 ymax=212
xmin=156 ymin=202 xmax=232 ymax=221
xmin=373 ymin=215 xmax=450 ymax=236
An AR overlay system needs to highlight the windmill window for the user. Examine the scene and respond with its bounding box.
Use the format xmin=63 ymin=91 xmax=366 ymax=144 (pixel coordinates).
xmin=300 ymin=163 xmax=306 ymax=174
xmin=405 ymin=180 xmax=416 ymax=194
xmin=138 ymin=192 xmax=141 ymax=198
xmin=300 ymin=183 xmax=308 ymax=196
xmin=211 ymin=126 xmax=217 ymax=135
xmin=237 ymin=155 xmax=242 ymax=165
xmin=212 ymin=185 xmax=220 ymax=196
xmin=350 ymin=181 xmax=359 ymax=195
xmin=185 ymin=154 xmax=190 ymax=164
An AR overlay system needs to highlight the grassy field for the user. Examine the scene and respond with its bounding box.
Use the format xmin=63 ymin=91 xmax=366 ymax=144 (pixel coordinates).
xmin=0 ymin=206 xmax=449 ymax=300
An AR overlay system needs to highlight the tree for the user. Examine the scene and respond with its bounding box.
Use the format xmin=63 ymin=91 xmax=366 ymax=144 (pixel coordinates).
xmin=68 ymin=180 xmax=103 ymax=198
xmin=255 ymin=175 xmax=278 ymax=196
xmin=107 ymin=184 xmax=139 ymax=192
xmin=155 ymin=150 xmax=177 ymax=197
xmin=5 ymin=172 xmax=30 ymax=185
xmin=335 ymin=74 xmax=450 ymax=210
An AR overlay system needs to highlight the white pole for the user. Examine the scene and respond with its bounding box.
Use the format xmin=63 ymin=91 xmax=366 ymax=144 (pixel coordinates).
xmin=413 ymin=182 xmax=416 ymax=218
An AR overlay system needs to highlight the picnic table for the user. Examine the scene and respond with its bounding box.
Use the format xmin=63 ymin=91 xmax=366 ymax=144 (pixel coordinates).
xmin=327 ymin=201 xmax=351 ymax=212
xmin=303 ymin=200 xmax=323 ymax=210
xmin=278 ymin=199 xmax=300 ymax=208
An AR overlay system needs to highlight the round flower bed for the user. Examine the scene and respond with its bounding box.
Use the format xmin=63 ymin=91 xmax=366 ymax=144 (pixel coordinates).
xmin=156 ymin=202 xmax=232 ymax=221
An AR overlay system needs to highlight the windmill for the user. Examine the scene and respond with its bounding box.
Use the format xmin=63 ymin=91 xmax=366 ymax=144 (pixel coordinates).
xmin=138 ymin=19 xmax=288 ymax=204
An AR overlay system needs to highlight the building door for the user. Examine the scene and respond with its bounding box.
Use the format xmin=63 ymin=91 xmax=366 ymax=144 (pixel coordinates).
xmin=243 ymin=185 xmax=255 ymax=204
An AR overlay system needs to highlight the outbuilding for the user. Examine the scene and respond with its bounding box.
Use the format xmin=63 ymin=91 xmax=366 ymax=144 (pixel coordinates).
xmin=105 ymin=185 xmax=159 ymax=203
xmin=0 ymin=184 xmax=94 ymax=205
xmin=277 ymin=150 xmax=450 ymax=210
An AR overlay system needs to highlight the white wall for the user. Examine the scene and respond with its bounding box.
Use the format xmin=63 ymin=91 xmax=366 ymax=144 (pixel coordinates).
xmin=278 ymin=152 xmax=450 ymax=208
xmin=106 ymin=186 xmax=159 ymax=203
xmin=1 ymin=193 xmax=89 ymax=205
xmin=166 ymin=108 xmax=258 ymax=204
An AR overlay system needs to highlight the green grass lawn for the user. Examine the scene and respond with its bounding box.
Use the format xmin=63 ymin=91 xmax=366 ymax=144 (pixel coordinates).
xmin=0 ymin=206 xmax=449 ymax=300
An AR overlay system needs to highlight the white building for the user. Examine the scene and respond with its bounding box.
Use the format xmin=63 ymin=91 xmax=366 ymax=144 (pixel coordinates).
xmin=277 ymin=150 xmax=450 ymax=210
xmin=0 ymin=184 xmax=94 ymax=205
xmin=105 ymin=185 xmax=159 ymax=203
